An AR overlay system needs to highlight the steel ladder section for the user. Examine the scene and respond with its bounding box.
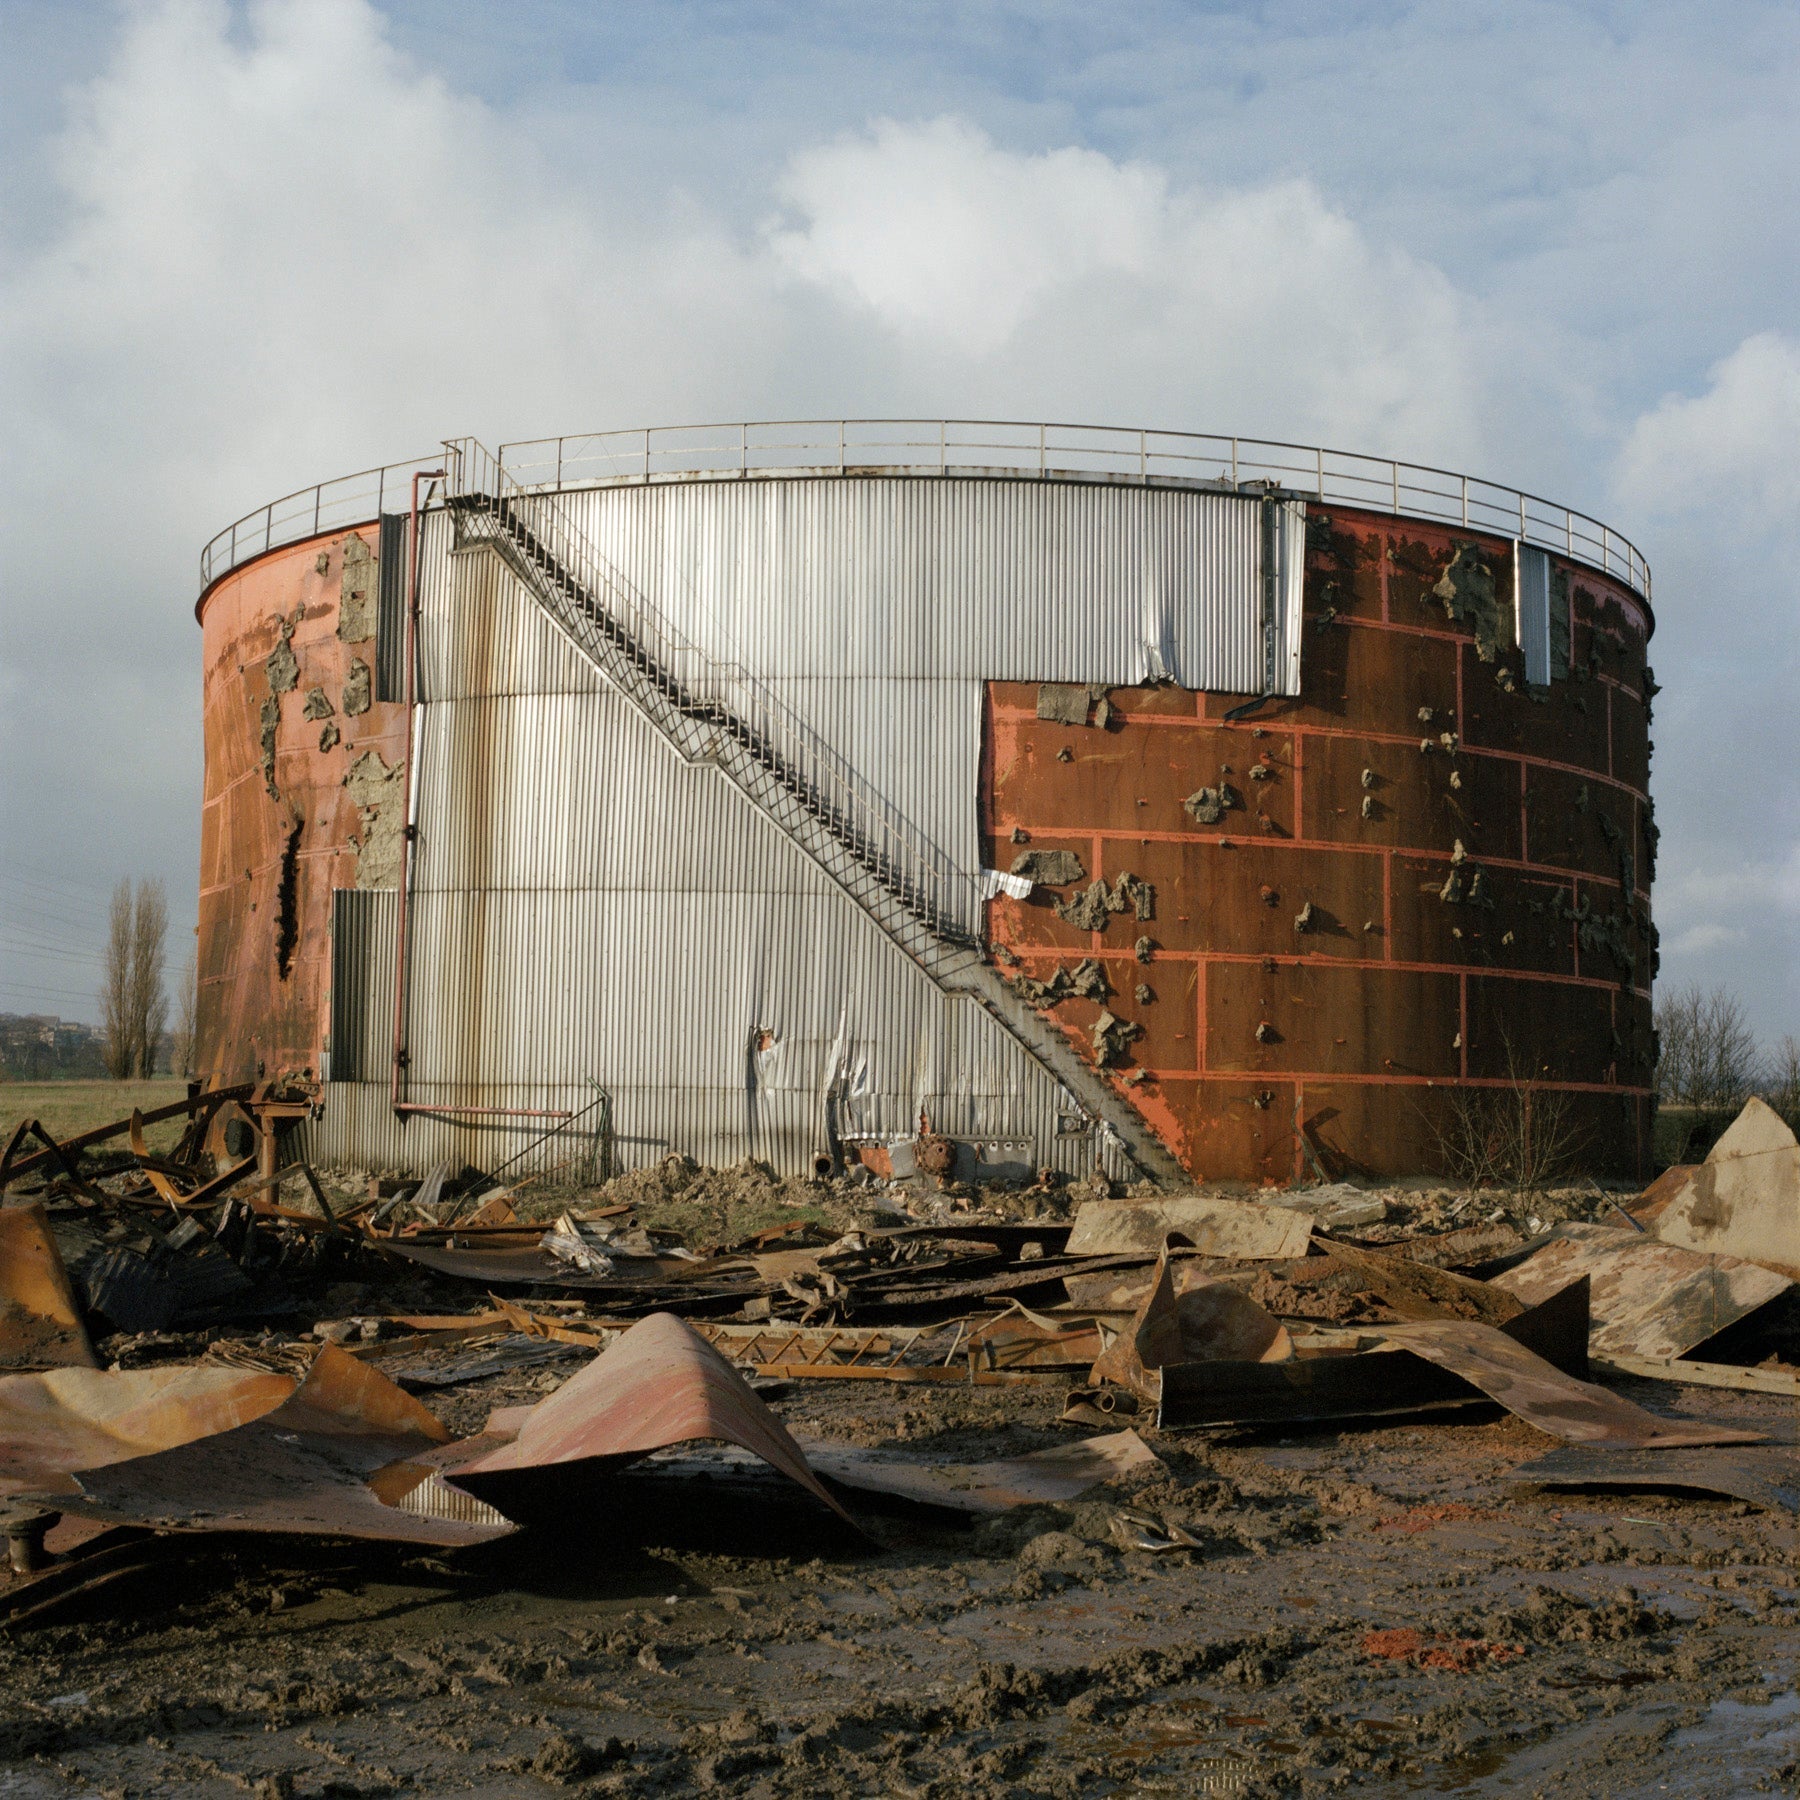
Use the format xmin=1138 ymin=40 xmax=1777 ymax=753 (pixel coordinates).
xmin=450 ymin=487 xmax=1188 ymax=1186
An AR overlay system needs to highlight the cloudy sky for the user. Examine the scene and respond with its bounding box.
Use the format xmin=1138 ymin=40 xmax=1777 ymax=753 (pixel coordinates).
xmin=2 ymin=0 xmax=1796 ymax=1040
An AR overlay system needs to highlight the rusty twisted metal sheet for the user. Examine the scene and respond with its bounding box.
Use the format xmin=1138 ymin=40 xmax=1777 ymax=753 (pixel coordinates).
xmin=1092 ymin=1256 xmax=1294 ymax=1403
xmin=0 ymin=1204 xmax=97 ymax=1370
xmin=68 ymin=1347 xmax=508 ymax=1548
xmin=1488 ymin=1221 xmax=1791 ymax=1360
xmin=1650 ymin=1098 xmax=1800 ymax=1278
xmin=1512 ymin=1442 xmax=1800 ymax=1513
xmin=443 ymin=1312 xmax=860 ymax=1528
xmin=795 ymin=1429 xmax=1161 ymax=1514
xmin=0 ymin=1363 xmax=296 ymax=1502
xmin=1373 ymin=1317 xmax=1766 ymax=1449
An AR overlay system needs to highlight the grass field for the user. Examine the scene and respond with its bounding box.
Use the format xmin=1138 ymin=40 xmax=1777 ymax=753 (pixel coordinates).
xmin=1 ymin=1079 xmax=192 ymax=1157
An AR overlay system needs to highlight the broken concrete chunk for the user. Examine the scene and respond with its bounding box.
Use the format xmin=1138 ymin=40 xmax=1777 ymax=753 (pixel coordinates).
xmin=302 ymin=687 xmax=335 ymax=722
xmin=337 ymin=532 xmax=377 ymax=644
xmin=342 ymin=659 xmax=372 ymax=718
xmin=1009 ymin=849 xmax=1084 ymax=887
xmin=1036 ymin=684 xmax=1095 ymax=727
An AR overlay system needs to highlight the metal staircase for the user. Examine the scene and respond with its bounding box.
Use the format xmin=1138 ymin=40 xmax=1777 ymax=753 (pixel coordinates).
xmin=442 ymin=439 xmax=1186 ymax=1185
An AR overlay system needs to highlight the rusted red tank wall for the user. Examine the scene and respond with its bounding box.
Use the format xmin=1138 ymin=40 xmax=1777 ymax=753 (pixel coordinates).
xmin=195 ymin=529 xmax=404 ymax=1087
xmin=984 ymin=506 xmax=1655 ymax=1182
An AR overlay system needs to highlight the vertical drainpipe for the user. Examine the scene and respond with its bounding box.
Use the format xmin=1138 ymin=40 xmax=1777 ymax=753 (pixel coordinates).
xmin=390 ymin=469 xmax=444 ymax=1113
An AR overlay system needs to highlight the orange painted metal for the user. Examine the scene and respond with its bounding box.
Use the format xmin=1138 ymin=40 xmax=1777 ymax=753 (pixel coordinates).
xmin=195 ymin=528 xmax=405 ymax=1088
xmin=984 ymin=505 xmax=1656 ymax=1183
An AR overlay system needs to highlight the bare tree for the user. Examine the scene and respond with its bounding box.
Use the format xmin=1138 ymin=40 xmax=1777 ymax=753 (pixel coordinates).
xmin=131 ymin=881 xmax=169 ymax=1078
xmin=99 ymin=878 xmax=170 ymax=1079
xmin=100 ymin=880 xmax=136 ymax=1079
xmin=1765 ymin=1035 xmax=1800 ymax=1136
xmin=169 ymin=948 xmax=198 ymax=1080
xmin=1654 ymin=981 xmax=1760 ymax=1154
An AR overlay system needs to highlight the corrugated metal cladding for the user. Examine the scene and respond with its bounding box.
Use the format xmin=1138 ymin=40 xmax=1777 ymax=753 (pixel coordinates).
xmin=1516 ymin=544 xmax=1552 ymax=688
xmin=314 ymin=478 xmax=1295 ymax=1178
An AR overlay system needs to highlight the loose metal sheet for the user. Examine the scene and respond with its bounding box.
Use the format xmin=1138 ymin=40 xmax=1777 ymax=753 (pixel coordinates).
xmin=444 ymin=1312 xmax=860 ymax=1528
xmin=1374 ymin=1318 xmax=1765 ymax=1449
xmin=1651 ymin=1098 xmax=1800 ymax=1278
xmin=796 ymin=1428 xmax=1161 ymax=1515
xmin=1512 ymin=1442 xmax=1800 ymax=1514
xmin=1066 ymin=1197 xmax=1313 ymax=1260
xmin=0 ymin=1203 xmax=96 ymax=1370
xmin=70 ymin=1347 xmax=508 ymax=1547
xmin=1488 ymin=1221 xmax=1791 ymax=1361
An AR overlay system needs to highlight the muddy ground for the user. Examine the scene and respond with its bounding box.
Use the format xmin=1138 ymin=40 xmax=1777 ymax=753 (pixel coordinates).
xmin=2 ymin=1364 xmax=1795 ymax=1799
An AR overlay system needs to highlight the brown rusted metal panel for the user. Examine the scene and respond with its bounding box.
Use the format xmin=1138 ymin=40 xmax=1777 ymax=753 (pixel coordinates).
xmin=983 ymin=502 xmax=1653 ymax=1183
xmin=196 ymin=527 xmax=406 ymax=1088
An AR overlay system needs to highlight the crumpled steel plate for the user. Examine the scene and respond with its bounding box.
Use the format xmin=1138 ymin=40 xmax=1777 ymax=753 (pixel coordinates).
xmin=1376 ymin=1315 xmax=1765 ymax=1448
xmin=443 ymin=1311 xmax=859 ymax=1528
xmin=0 ymin=1203 xmax=97 ymax=1370
xmin=69 ymin=1346 xmax=510 ymax=1547
xmin=1490 ymin=1222 xmax=1791 ymax=1361
xmin=1 ymin=1362 xmax=295 ymax=1501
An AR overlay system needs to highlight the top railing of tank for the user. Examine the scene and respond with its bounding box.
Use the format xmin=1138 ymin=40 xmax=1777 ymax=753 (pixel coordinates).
xmin=197 ymin=420 xmax=1650 ymax=601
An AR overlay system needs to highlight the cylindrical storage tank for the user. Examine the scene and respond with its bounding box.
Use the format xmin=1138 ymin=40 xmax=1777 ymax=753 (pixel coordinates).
xmin=192 ymin=424 xmax=1654 ymax=1184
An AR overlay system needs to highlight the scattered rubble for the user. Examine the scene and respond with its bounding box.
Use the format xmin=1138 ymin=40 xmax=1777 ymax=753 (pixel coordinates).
xmin=5 ymin=1092 xmax=1800 ymax=1792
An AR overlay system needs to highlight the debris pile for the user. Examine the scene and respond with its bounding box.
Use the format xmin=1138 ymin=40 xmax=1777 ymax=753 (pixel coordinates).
xmin=4 ymin=1086 xmax=1800 ymax=1633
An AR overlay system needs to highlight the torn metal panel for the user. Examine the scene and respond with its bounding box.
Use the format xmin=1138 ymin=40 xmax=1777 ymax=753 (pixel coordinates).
xmin=1373 ymin=1315 xmax=1764 ymax=1448
xmin=1593 ymin=1354 xmax=1800 ymax=1396
xmin=443 ymin=1312 xmax=860 ymax=1528
xmin=0 ymin=1205 xmax=97 ymax=1370
xmin=1488 ymin=1221 xmax=1791 ymax=1360
xmin=0 ymin=1364 xmax=297 ymax=1502
xmin=1650 ymin=1097 xmax=1800 ymax=1277
xmin=796 ymin=1428 xmax=1161 ymax=1514
xmin=1066 ymin=1196 xmax=1313 ymax=1260
xmin=1513 ymin=1442 xmax=1800 ymax=1514
xmin=69 ymin=1347 xmax=507 ymax=1547
xmin=1092 ymin=1256 xmax=1293 ymax=1403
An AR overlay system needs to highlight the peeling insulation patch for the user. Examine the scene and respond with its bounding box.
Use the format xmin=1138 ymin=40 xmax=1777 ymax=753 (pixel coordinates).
xmin=302 ymin=687 xmax=335 ymax=721
xmin=1009 ymin=849 xmax=1084 ymax=886
xmin=342 ymin=659 xmax=372 ymax=717
xmin=319 ymin=722 xmax=340 ymax=753
xmin=275 ymin=818 xmax=302 ymax=980
xmin=337 ymin=532 xmax=377 ymax=643
xmin=1426 ymin=542 xmax=1509 ymax=663
xmin=264 ymin=614 xmax=299 ymax=694
xmin=344 ymin=750 xmax=406 ymax=889
xmin=258 ymin=696 xmax=281 ymax=798
xmin=1036 ymin=683 xmax=1096 ymax=727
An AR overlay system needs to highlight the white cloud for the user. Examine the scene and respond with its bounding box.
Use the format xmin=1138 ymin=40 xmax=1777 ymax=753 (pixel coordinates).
xmin=1615 ymin=331 xmax=1800 ymax=522
xmin=769 ymin=116 xmax=1480 ymax=458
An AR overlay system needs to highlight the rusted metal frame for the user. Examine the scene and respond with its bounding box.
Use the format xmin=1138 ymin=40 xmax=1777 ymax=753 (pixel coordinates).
xmin=2 ymin=1085 xmax=254 ymax=1186
xmin=1 ymin=1120 xmax=108 ymax=1206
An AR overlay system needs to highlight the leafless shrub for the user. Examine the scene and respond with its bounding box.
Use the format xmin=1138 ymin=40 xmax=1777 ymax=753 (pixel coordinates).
xmin=1655 ymin=982 xmax=1759 ymax=1150
xmin=1430 ymin=1040 xmax=1587 ymax=1196
xmin=99 ymin=877 xmax=169 ymax=1079
xmin=1764 ymin=1035 xmax=1800 ymax=1137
